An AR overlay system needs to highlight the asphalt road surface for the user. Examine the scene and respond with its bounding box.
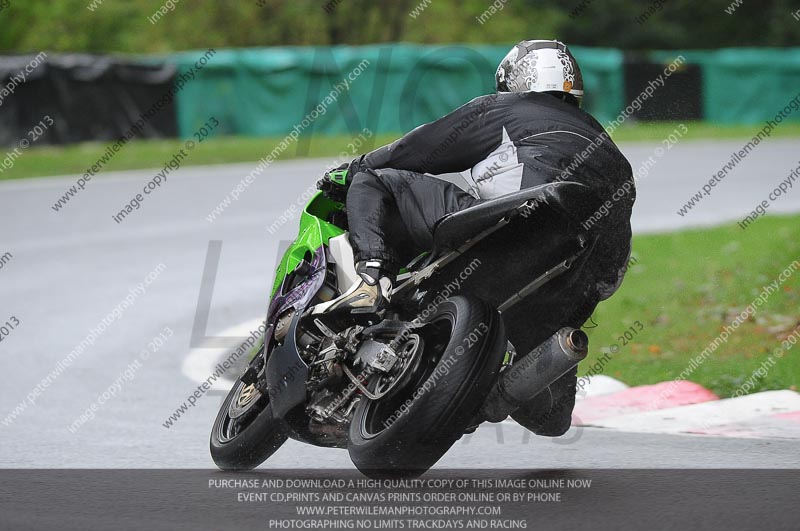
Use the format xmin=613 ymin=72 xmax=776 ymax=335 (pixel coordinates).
xmin=1 ymin=138 xmax=799 ymax=469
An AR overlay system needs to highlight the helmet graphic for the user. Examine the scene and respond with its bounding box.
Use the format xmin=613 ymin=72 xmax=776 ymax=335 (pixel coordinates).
xmin=496 ymin=40 xmax=584 ymax=105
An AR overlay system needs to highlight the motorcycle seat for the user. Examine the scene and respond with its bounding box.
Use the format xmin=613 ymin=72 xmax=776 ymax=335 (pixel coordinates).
xmin=431 ymin=181 xmax=602 ymax=254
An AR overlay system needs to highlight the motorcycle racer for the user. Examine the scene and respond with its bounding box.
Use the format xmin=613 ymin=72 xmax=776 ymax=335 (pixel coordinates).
xmin=315 ymin=39 xmax=635 ymax=436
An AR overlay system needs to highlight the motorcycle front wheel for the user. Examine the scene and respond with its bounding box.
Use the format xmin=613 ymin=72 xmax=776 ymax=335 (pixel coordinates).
xmin=210 ymin=344 xmax=288 ymax=470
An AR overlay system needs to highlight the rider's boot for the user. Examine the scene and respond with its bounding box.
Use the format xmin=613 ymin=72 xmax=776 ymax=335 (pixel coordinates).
xmin=313 ymin=260 xmax=394 ymax=320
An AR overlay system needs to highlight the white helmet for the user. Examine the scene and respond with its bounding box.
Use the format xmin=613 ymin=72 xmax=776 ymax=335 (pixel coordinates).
xmin=495 ymin=40 xmax=584 ymax=105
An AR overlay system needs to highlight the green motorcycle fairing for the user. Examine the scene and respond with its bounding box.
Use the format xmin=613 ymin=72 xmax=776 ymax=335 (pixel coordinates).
xmin=270 ymin=192 xmax=346 ymax=298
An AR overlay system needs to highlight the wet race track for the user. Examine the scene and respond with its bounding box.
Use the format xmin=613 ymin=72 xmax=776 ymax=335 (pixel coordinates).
xmin=1 ymin=139 xmax=799 ymax=470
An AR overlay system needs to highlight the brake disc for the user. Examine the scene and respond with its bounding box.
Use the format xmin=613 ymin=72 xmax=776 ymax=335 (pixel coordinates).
xmin=370 ymin=333 xmax=425 ymax=400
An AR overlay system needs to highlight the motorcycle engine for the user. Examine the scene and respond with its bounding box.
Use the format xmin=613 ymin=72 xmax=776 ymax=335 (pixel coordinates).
xmin=303 ymin=326 xmax=363 ymax=445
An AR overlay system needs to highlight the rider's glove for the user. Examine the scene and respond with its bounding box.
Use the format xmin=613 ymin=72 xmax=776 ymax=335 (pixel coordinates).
xmin=316 ymin=163 xmax=351 ymax=203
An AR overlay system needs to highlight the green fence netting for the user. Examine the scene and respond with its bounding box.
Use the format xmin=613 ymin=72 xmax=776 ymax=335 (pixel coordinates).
xmin=647 ymin=48 xmax=800 ymax=124
xmin=171 ymin=45 xmax=800 ymax=139
xmin=170 ymin=44 xmax=624 ymax=140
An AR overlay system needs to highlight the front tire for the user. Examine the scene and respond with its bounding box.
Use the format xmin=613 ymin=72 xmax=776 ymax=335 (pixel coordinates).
xmin=347 ymin=295 xmax=506 ymax=477
xmin=210 ymin=349 xmax=288 ymax=470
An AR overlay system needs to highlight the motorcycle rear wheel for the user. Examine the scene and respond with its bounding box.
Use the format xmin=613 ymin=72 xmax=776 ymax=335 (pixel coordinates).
xmin=347 ymin=295 xmax=506 ymax=478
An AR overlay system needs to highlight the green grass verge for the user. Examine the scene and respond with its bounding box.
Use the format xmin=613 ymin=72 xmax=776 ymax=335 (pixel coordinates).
xmin=606 ymin=121 xmax=800 ymax=142
xmin=0 ymin=134 xmax=397 ymax=181
xmin=582 ymin=214 xmax=800 ymax=398
xmin=3 ymin=121 xmax=800 ymax=181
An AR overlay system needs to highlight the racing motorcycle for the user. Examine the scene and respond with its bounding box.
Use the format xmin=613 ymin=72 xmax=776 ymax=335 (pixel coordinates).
xmin=210 ymin=174 xmax=602 ymax=477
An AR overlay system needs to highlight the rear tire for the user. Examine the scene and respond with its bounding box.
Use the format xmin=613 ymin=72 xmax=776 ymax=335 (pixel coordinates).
xmin=347 ymin=295 xmax=506 ymax=477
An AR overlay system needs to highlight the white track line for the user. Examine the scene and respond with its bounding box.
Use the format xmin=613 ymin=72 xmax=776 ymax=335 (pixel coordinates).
xmin=181 ymin=317 xmax=264 ymax=391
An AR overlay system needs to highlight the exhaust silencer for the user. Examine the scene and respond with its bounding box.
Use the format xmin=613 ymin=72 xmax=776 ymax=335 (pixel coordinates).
xmin=481 ymin=327 xmax=588 ymax=423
